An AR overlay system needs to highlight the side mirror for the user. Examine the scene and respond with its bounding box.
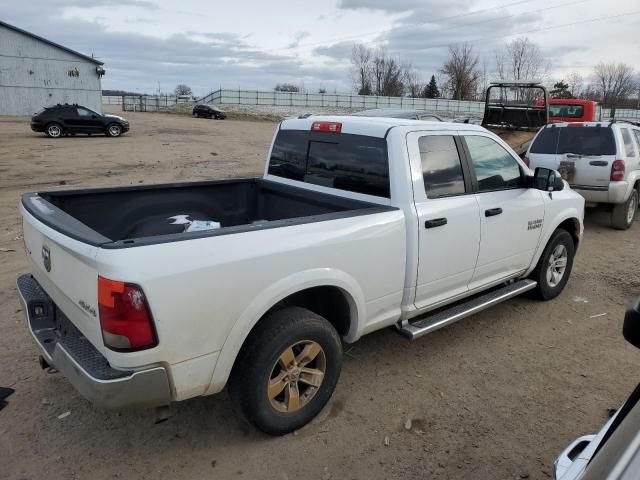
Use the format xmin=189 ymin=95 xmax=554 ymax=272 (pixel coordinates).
xmin=533 ymin=167 xmax=564 ymax=192
xmin=623 ymin=298 xmax=640 ymax=349
xmin=91 ymin=115 xmax=97 ymax=119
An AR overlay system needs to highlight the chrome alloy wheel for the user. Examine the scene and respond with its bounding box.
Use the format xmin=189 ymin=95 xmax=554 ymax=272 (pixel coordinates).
xmin=547 ymin=244 xmax=568 ymax=287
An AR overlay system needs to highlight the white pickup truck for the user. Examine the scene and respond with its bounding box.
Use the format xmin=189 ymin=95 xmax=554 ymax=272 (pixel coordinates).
xmin=17 ymin=116 xmax=585 ymax=434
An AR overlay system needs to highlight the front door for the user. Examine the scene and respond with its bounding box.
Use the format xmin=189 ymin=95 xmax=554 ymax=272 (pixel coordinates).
xmin=461 ymin=133 xmax=545 ymax=290
xmin=75 ymin=107 xmax=103 ymax=134
xmin=408 ymin=131 xmax=481 ymax=310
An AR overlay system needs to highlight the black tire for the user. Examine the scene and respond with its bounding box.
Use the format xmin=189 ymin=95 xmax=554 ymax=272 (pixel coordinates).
xmin=228 ymin=306 xmax=342 ymax=435
xmin=106 ymin=123 xmax=122 ymax=137
xmin=192 ymin=111 xmax=199 ymax=118
xmin=611 ymin=188 xmax=638 ymax=230
xmin=529 ymin=228 xmax=575 ymax=300
xmin=45 ymin=123 xmax=63 ymax=138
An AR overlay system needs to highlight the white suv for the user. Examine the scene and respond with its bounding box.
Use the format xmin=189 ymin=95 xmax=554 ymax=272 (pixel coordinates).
xmin=526 ymin=121 xmax=640 ymax=229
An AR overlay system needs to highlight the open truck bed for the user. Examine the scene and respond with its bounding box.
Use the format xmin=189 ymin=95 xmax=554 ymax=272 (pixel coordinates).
xmin=21 ymin=178 xmax=392 ymax=248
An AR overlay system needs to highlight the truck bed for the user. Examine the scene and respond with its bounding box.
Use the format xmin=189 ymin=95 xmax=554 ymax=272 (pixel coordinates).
xmin=22 ymin=178 xmax=392 ymax=248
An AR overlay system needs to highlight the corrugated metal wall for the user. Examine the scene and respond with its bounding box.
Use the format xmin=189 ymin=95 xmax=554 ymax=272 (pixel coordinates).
xmin=0 ymin=25 xmax=102 ymax=116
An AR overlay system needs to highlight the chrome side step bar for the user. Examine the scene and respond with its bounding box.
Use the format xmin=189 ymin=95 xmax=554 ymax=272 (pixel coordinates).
xmin=396 ymin=279 xmax=537 ymax=340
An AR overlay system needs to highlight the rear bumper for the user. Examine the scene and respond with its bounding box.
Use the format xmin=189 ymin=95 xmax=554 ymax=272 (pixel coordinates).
xmin=17 ymin=274 xmax=171 ymax=410
xmin=573 ymin=181 xmax=629 ymax=204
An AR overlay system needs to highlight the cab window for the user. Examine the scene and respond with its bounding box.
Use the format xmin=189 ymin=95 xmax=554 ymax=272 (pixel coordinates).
xmin=419 ymin=135 xmax=466 ymax=198
xmin=464 ymin=135 xmax=522 ymax=192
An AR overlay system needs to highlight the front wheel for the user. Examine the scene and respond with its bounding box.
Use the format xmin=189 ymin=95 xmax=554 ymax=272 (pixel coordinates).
xmin=45 ymin=123 xmax=63 ymax=138
xmin=611 ymin=188 xmax=638 ymax=230
xmin=529 ymin=229 xmax=575 ymax=300
xmin=228 ymin=307 xmax=342 ymax=435
xmin=106 ymin=123 xmax=122 ymax=137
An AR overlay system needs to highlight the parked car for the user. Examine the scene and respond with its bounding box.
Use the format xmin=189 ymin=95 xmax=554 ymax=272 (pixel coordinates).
xmin=554 ymin=299 xmax=640 ymax=480
xmin=525 ymin=121 xmax=640 ymax=229
xmin=352 ymin=108 xmax=443 ymax=121
xmin=192 ymin=104 xmax=226 ymax=119
xmin=17 ymin=116 xmax=584 ymax=435
xmin=31 ymin=104 xmax=129 ymax=138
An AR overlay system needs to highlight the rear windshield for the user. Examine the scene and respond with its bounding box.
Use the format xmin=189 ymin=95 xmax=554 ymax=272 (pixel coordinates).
xmin=268 ymin=129 xmax=390 ymax=197
xmin=530 ymin=126 xmax=616 ymax=156
xmin=549 ymin=104 xmax=584 ymax=118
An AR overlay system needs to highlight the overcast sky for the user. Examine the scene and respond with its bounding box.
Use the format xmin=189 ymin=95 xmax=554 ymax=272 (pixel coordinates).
xmin=4 ymin=0 xmax=639 ymax=95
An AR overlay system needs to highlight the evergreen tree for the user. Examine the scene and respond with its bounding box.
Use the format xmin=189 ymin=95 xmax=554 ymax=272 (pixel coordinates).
xmin=423 ymin=75 xmax=440 ymax=98
xmin=550 ymin=80 xmax=573 ymax=99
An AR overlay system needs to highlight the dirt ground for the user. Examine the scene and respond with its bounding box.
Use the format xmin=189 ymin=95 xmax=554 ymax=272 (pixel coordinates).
xmin=1 ymin=108 xmax=639 ymax=480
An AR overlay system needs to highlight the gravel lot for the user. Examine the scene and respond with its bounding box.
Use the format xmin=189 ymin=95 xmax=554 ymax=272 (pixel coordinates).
xmin=1 ymin=108 xmax=639 ymax=480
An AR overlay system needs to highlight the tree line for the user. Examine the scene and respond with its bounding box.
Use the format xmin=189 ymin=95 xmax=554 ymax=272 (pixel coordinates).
xmin=342 ymin=38 xmax=637 ymax=108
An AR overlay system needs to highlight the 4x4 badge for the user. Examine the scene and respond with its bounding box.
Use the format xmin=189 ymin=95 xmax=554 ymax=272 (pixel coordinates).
xmin=42 ymin=245 xmax=51 ymax=272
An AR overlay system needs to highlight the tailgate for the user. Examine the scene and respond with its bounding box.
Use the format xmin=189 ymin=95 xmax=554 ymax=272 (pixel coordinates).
xmin=528 ymin=124 xmax=616 ymax=187
xmin=22 ymin=206 xmax=105 ymax=352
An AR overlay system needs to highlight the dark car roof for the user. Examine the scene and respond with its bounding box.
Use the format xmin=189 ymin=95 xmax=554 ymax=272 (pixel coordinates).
xmin=351 ymin=108 xmax=442 ymax=120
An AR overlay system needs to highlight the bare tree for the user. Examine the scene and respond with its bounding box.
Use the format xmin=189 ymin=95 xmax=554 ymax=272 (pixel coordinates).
xmin=593 ymin=62 xmax=636 ymax=107
xmin=441 ymin=43 xmax=480 ymax=100
xmin=495 ymin=37 xmax=547 ymax=82
xmin=403 ymin=65 xmax=422 ymax=97
xmin=174 ymin=84 xmax=193 ymax=96
xmin=566 ymin=72 xmax=584 ymax=98
xmin=370 ymin=48 xmax=405 ymax=97
xmin=351 ymin=44 xmax=372 ymax=95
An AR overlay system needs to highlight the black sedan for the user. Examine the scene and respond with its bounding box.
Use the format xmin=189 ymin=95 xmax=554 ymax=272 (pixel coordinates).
xmin=31 ymin=104 xmax=130 ymax=138
xmin=192 ymin=104 xmax=226 ymax=119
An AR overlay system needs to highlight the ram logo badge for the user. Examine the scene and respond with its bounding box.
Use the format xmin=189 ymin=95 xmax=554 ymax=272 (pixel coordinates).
xmin=42 ymin=245 xmax=51 ymax=272
xmin=528 ymin=219 xmax=543 ymax=231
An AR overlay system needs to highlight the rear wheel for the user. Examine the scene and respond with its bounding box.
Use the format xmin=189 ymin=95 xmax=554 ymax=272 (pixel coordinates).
xmin=228 ymin=307 xmax=342 ymax=435
xmin=106 ymin=123 xmax=122 ymax=137
xmin=45 ymin=123 xmax=63 ymax=138
xmin=192 ymin=111 xmax=199 ymax=118
xmin=611 ymin=188 xmax=638 ymax=230
xmin=529 ymin=229 xmax=575 ymax=300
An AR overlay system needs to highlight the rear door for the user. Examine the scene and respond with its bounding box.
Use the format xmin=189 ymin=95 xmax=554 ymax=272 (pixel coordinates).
xmin=528 ymin=124 xmax=617 ymax=188
xmin=461 ymin=133 xmax=545 ymax=289
xmin=407 ymin=131 xmax=481 ymax=309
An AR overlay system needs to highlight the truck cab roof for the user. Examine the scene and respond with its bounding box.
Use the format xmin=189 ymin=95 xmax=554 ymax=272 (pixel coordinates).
xmin=280 ymin=115 xmax=488 ymax=138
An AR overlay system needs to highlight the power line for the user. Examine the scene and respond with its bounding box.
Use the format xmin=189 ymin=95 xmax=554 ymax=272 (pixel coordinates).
xmin=266 ymin=0 xmax=541 ymax=53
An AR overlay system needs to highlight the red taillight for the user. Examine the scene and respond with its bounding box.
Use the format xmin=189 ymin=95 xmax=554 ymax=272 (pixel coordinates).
xmin=311 ymin=121 xmax=342 ymax=133
xmin=523 ymin=155 xmax=530 ymax=167
xmin=611 ymin=160 xmax=625 ymax=181
xmin=98 ymin=276 xmax=157 ymax=351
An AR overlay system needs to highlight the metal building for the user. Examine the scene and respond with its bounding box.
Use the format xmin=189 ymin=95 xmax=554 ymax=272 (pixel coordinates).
xmin=0 ymin=21 xmax=104 ymax=116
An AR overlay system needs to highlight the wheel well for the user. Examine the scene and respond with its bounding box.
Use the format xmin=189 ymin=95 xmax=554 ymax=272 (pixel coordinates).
xmin=266 ymin=286 xmax=353 ymax=337
xmin=557 ymin=218 xmax=580 ymax=247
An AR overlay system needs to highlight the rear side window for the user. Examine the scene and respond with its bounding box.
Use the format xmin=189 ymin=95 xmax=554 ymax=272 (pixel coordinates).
xmin=621 ymin=128 xmax=637 ymax=157
xmin=419 ymin=135 xmax=465 ymax=198
xmin=634 ymin=130 xmax=640 ymax=150
xmin=268 ymin=129 xmax=389 ymax=197
xmin=530 ymin=126 xmax=616 ymax=156
xmin=464 ymin=135 xmax=522 ymax=191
